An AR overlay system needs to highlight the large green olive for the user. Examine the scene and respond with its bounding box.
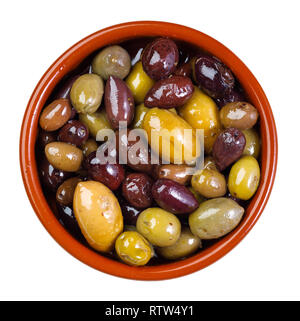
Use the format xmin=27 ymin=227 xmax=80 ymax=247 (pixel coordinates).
xmin=136 ymin=208 xmax=181 ymax=247
xmin=189 ymin=198 xmax=244 ymax=239
xmin=70 ymin=74 xmax=104 ymax=114
xmin=92 ymin=45 xmax=131 ymax=80
xmin=157 ymin=227 xmax=201 ymax=260
xmin=115 ymin=231 xmax=154 ymax=266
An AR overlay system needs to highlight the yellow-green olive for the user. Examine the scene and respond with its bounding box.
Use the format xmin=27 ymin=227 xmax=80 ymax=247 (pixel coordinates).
xmin=126 ymin=61 xmax=155 ymax=104
xmin=79 ymin=110 xmax=112 ymax=139
xmin=70 ymin=74 xmax=104 ymax=114
xmin=92 ymin=45 xmax=131 ymax=80
xmin=136 ymin=208 xmax=181 ymax=247
xmin=115 ymin=231 xmax=154 ymax=266
xmin=203 ymin=156 xmax=218 ymax=171
xmin=81 ymin=138 xmax=98 ymax=156
xmin=242 ymin=129 xmax=260 ymax=158
xmin=189 ymin=198 xmax=244 ymax=239
xmin=73 ymin=181 xmax=123 ymax=252
xmin=45 ymin=142 xmax=83 ymax=172
xmin=191 ymin=169 xmax=227 ymax=198
xmin=157 ymin=227 xmax=201 ymax=260
xmin=132 ymin=103 xmax=149 ymax=128
xmin=228 ymin=156 xmax=260 ymax=200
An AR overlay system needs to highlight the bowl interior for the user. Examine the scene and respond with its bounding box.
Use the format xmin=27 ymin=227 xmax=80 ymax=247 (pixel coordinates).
xmin=20 ymin=21 xmax=277 ymax=280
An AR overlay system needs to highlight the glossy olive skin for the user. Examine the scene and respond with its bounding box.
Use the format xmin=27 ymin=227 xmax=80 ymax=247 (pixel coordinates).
xmin=142 ymin=37 xmax=179 ymax=80
xmin=132 ymin=103 xmax=149 ymax=128
xmin=81 ymin=138 xmax=98 ymax=157
xmin=105 ymin=76 xmax=135 ymax=129
xmin=215 ymin=89 xmax=244 ymax=108
xmin=119 ymin=197 xmax=142 ymax=225
xmin=189 ymin=198 xmax=244 ymax=239
xmin=45 ymin=142 xmax=83 ymax=172
xmin=85 ymin=151 xmax=125 ymax=191
xmin=115 ymin=231 xmax=153 ymax=266
xmin=115 ymin=130 xmax=152 ymax=173
xmin=228 ymin=156 xmax=260 ymax=200
xmin=92 ymin=45 xmax=131 ymax=80
xmin=39 ymin=157 xmax=71 ymax=192
xmin=136 ymin=207 xmax=181 ymax=247
xmin=157 ymin=164 xmax=192 ymax=185
xmin=70 ymin=74 xmax=104 ymax=114
xmin=79 ymin=110 xmax=112 ymax=139
xmin=56 ymin=177 xmax=81 ymax=205
xmin=122 ymin=173 xmax=153 ymax=209
xmin=174 ymin=62 xmax=192 ymax=77
xmin=144 ymin=76 xmax=194 ymax=108
xmin=191 ymin=169 xmax=227 ymax=198
xmin=220 ymin=102 xmax=259 ymax=130
xmin=58 ymin=120 xmax=89 ymax=147
xmin=152 ymin=178 xmax=199 ymax=214
xmin=242 ymin=129 xmax=260 ymax=158
xmin=212 ymin=128 xmax=246 ymax=171
xmin=73 ymin=181 xmax=123 ymax=252
xmin=157 ymin=227 xmax=201 ymax=260
xmin=39 ymin=99 xmax=71 ymax=131
xmin=38 ymin=130 xmax=57 ymax=149
xmin=193 ymin=54 xmax=235 ymax=98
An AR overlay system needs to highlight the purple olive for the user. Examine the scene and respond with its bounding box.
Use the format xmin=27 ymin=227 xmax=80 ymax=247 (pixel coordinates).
xmin=144 ymin=76 xmax=194 ymax=108
xmin=85 ymin=151 xmax=125 ymax=190
xmin=122 ymin=173 xmax=153 ymax=209
xmin=212 ymin=128 xmax=246 ymax=171
xmin=58 ymin=120 xmax=89 ymax=147
xmin=142 ymin=38 xmax=179 ymax=80
xmin=215 ymin=89 xmax=245 ymax=108
xmin=38 ymin=130 xmax=57 ymax=149
xmin=193 ymin=54 xmax=235 ymax=98
xmin=120 ymin=37 xmax=150 ymax=66
xmin=119 ymin=197 xmax=142 ymax=225
xmin=39 ymin=157 xmax=71 ymax=192
xmin=174 ymin=63 xmax=192 ymax=77
xmin=105 ymin=76 xmax=135 ymax=129
xmin=152 ymin=178 xmax=199 ymax=214
xmin=53 ymin=75 xmax=80 ymax=100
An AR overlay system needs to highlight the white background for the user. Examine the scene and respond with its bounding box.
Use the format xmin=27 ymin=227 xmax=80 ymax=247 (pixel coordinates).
xmin=1 ymin=0 xmax=299 ymax=301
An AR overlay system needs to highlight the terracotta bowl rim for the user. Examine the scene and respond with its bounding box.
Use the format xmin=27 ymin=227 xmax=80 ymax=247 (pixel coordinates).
xmin=19 ymin=21 xmax=278 ymax=281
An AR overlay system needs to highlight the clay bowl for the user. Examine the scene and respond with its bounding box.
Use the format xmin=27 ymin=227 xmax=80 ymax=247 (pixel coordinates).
xmin=20 ymin=21 xmax=277 ymax=280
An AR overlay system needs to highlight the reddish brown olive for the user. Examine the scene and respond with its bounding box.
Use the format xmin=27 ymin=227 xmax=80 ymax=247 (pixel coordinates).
xmin=174 ymin=63 xmax=192 ymax=77
xmin=144 ymin=76 xmax=194 ymax=108
xmin=142 ymin=37 xmax=179 ymax=80
xmin=58 ymin=120 xmax=89 ymax=147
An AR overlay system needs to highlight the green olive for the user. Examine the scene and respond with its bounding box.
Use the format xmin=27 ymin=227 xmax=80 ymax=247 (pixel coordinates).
xmin=242 ymin=129 xmax=260 ymax=158
xmin=157 ymin=227 xmax=201 ymax=260
xmin=92 ymin=45 xmax=131 ymax=80
xmin=136 ymin=208 xmax=181 ymax=247
xmin=70 ymin=74 xmax=104 ymax=114
xmin=115 ymin=231 xmax=153 ymax=266
xmin=189 ymin=198 xmax=244 ymax=239
xmin=228 ymin=156 xmax=260 ymax=200
xmin=191 ymin=169 xmax=227 ymax=198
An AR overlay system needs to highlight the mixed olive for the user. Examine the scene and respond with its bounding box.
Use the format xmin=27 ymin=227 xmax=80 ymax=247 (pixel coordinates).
xmin=37 ymin=37 xmax=261 ymax=267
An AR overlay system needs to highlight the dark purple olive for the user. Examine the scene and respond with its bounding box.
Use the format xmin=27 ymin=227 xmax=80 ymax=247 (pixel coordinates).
xmin=115 ymin=130 xmax=152 ymax=173
xmin=120 ymin=37 xmax=150 ymax=66
xmin=144 ymin=76 xmax=194 ymax=108
xmin=85 ymin=151 xmax=125 ymax=190
xmin=212 ymin=128 xmax=246 ymax=171
xmin=122 ymin=173 xmax=153 ymax=209
xmin=38 ymin=130 xmax=57 ymax=149
xmin=152 ymin=178 xmax=199 ymax=214
xmin=105 ymin=76 xmax=135 ymax=129
xmin=215 ymin=89 xmax=245 ymax=108
xmin=174 ymin=63 xmax=192 ymax=77
xmin=58 ymin=120 xmax=89 ymax=147
xmin=56 ymin=204 xmax=85 ymax=242
xmin=142 ymin=37 xmax=179 ymax=80
xmin=119 ymin=197 xmax=142 ymax=225
xmin=227 ymin=193 xmax=247 ymax=208
xmin=39 ymin=157 xmax=71 ymax=192
xmin=53 ymin=75 xmax=80 ymax=100
xmin=193 ymin=54 xmax=235 ymax=98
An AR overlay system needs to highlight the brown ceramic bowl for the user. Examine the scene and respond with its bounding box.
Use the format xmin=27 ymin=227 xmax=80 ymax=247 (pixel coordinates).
xmin=20 ymin=21 xmax=277 ymax=280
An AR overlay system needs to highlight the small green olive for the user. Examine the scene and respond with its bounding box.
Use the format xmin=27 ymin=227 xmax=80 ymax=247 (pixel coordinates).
xmin=115 ymin=231 xmax=154 ymax=266
xmin=136 ymin=208 xmax=181 ymax=247
xmin=189 ymin=198 xmax=244 ymax=239
xmin=70 ymin=74 xmax=104 ymax=114
xmin=242 ymin=129 xmax=261 ymax=158
xmin=157 ymin=227 xmax=201 ymax=260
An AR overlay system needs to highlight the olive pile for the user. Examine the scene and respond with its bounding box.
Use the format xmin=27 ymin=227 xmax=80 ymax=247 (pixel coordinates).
xmin=37 ymin=37 xmax=261 ymax=266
